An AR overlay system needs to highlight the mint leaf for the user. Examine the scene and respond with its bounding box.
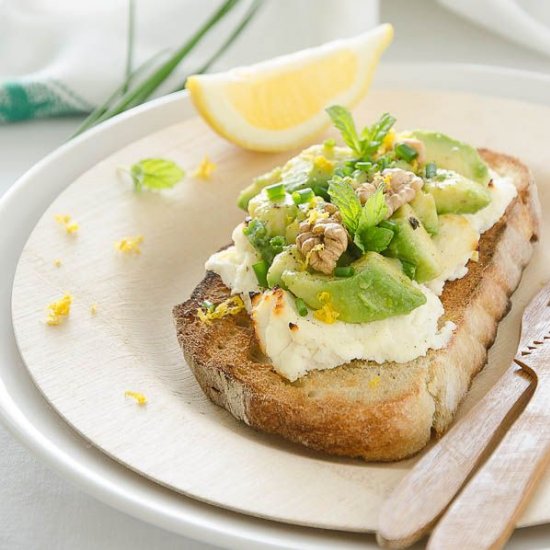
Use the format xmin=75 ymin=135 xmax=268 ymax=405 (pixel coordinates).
xmin=360 ymin=112 xmax=396 ymax=154
xmin=130 ymin=158 xmax=185 ymax=191
xmin=326 ymin=106 xmax=396 ymax=161
xmin=325 ymin=105 xmax=362 ymax=155
xmin=327 ymin=176 xmax=362 ymax=234
xmin=354 ymin=225 xmax=394 ymax=253
xmin=353 ymin=186 xmax=391 ymax=252
xmin=358 ymin=185 xmax=388 ymax=227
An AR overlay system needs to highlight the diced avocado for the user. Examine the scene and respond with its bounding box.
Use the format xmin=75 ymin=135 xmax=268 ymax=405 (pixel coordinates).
xmin=267 ymin=246 xmax=302 ymax=288
xmin=238 ymin=166 xmax=282 ymax=210
xmin=237 ymin=145 xmax=353 ymax=210
xmin=424 ymin=169 xmax=490 ymax=214
xmin=410 ymin=191 xmax=438 ymax=235
xmin=386 ymin=204 xmax=441 ymax=283
xmin=248 ymin=191 xmax=298 ymax=237
xmin=407 ymin=130 xmax=491 ymax=185
xmin=282 ymin=252 xmax=426 ymax=323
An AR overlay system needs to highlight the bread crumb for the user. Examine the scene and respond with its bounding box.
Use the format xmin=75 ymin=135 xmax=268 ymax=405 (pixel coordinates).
xmin=115 ymin=235 xmax=143 ymax=254
xmin=46 ymin=293 xmax=72 ymax=326
xmin=193 ymin=156 xmax=216 ymax=179
xmin=53 ymin=259 xmax=62 ymax=268
xmin=368 ymin=375 xmax=381 ymax=390
xmin=55 ymin=214 xmax=79 ymax=235
xmin=90 ymin=304 xmax=98 ymax=315
xmin=124 ymin=390 xmax=147 ymax=405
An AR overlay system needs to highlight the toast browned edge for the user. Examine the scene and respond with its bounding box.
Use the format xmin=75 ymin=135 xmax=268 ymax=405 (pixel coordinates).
xmin=173 ymin=150 xmax=541 ymax=462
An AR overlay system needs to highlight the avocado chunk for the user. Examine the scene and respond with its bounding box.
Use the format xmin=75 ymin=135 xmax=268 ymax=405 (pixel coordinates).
xmin=408 ymin=130 xmax=491 ymax=186
xmin=248 ymin=191 xmax=298 ymax=237
xmin=267 ymin=246 xmax=302 ymax=288
xmin=424 ymin=169 xmax=490 ymax=214
xmin=282 ymin=252 xmax=426 ymax=323
xmin=238 ymin=166 xmax=282 ymax=210
xmin=410 ymin=191 xmax=439 ymax=235
xmin=237 ymin=144 xmax=352 ymax=210
xmin=386 ymin=204 xmax=441 ymax=283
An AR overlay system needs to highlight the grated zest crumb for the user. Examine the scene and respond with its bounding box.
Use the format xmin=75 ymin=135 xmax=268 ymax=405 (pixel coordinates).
xmin=46 ymin=293 xmax=73 ymax=326
xmin=197 ymin=295 xmax=245 ymax=324
xmin=55 ymin=214 xmax=79 ymax=234
xmin=125 ymin=390 xmax=147 ymax=405
xmin=193 ymin=156 xmax=217 ymax=179
xmin=115 ymin=235 xmax=144 ymax=254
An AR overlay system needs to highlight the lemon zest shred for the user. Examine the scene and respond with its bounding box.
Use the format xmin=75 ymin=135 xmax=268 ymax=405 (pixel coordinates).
xmin=53 ymin=259 xmax=62 ymax=268
xmin=125 ymin=390 xmax=147 ymax=405
xmin=46 ymin=293 xmax=73 ymax=326
xmin=115 ymin=235 xmax=144 ymax=254
xmin=313 ymin=291 xmax=340 ymax=324
xmin=379 ymin=128 xmax=396 ymax=154
xmin=193 ymin=156 xmax=217 ymax=179
xmin=368 ymin=375 xmax=381 ymax=390
xmin=471 ymin=250 xmax=480 ymax=262
xmin=90 ymin=304 xmax=98 ymax=315
xmin=55 ymin=214 xmax=79 ymax=235
xmin=313 ymin=155 xmax=334 ymax=173
xmin=300 ymin=243 xmax=324 ymax=271
xmin=306 ymin=209 xmax=329 ymax=225
xmin=197 ymin=295 xmax=245 ymax=324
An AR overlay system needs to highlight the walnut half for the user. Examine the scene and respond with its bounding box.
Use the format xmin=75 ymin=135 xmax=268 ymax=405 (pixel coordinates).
xmin=356 ymin=168 xmax=424 ymax=217
xmin=296 ymin=207 xmax=348 ymax=274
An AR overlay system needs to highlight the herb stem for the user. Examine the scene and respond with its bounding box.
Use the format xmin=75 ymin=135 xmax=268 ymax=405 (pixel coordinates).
xmin=123 ymin=0 xmax=136 ymax=94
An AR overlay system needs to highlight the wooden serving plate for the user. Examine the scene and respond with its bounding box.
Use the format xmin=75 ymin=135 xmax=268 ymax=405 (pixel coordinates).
xmin=11 ymin=90 xmax=550 ymax=532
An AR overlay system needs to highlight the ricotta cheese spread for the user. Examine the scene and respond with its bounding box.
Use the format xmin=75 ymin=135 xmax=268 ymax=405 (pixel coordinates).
xmin=251 ymin=286 xmax=455 ymax=381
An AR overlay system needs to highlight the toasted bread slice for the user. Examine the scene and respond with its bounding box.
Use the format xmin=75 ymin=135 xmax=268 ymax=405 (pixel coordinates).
xmin=173 ymin=150 xmax=540 ymax=461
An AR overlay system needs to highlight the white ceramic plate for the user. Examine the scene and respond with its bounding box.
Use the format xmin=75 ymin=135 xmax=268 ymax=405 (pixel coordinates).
xmin=2 ymin=64 xmax=550 ymax=549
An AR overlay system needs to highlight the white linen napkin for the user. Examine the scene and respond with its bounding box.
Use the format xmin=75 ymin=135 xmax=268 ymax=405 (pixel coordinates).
xmin=0 ymin=0 xmax=378 ymax=123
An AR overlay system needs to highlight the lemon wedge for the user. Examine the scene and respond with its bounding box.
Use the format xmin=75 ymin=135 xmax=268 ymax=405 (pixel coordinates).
xmin=187 ymin=24 xmax=393 ymax=152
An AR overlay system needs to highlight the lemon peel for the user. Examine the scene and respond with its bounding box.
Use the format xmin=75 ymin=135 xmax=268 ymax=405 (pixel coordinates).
xmin=46 ymin=294 xmax=72 ymax=326
xmin=193 ymin=156 xmax=217 ymax=179
xmin=197 ymin=295 xmax=245 ymax=324
xmin=125 ymin=391 xmax=147 ymax=405
xmin=115 ymin=235 xmax=144 ymax=254
xmin=55 ymin=214 xmax=79 ymax=235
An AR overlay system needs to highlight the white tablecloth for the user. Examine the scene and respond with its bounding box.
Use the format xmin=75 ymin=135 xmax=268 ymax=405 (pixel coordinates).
xmin=2 ymin=1 xmax=550 ymax=548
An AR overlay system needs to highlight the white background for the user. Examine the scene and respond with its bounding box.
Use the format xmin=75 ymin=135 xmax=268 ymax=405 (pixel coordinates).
xmin=2 ymin=1 xmax=550 ymax=548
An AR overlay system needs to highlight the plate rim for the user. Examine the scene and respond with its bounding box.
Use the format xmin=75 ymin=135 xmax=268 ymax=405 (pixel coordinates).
xmin=2 ymin=62 xmax=550 ymax=549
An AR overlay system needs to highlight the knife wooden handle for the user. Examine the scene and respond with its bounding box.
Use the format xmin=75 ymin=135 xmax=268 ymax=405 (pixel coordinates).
xmin=427 ymin=380 xmax=550 ymax=550
xmin=377 ymin=366 xmax=534 ymax=549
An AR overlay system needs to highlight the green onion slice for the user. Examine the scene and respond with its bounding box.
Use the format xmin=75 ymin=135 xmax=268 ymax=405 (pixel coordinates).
xmin=252 ymin=260 xmax=269 ymax=288
xmin=334 ymin=266 xmax=355 ymax=278
xmin=295 ymin=297 xmax=308 ymax=317
xmin=292 ymin=188 xmax=315 ymax=205
xmin=265 ymin=182 xmax=286 ymax=201
xmin=395 ymin=142 xmax=419 ymax=162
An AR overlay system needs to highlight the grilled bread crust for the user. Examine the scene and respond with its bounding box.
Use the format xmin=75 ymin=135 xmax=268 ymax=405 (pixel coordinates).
xmin=173 ymin=150 xmax=540 ymax=461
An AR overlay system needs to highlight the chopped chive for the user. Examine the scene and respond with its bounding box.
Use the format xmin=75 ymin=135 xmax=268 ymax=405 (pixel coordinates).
xmin=292 ymin=188 xmax=315 ymax=205
xmin=425 ymin=162 xmax=437 ymax=178
xmin=201 ymin=299 xmax=215 ymax=312
xmin=265 ymin=182 xmax=286 ymax=201
xmin=323 ymin=138 xmax=336 ymax=148
xmin=295 ymin=297 xmax=308 ymax=317
xmin=395 ymin=143 xmax=418 ymax=163
xmin=334 ymin=266 xmax=355 ymax=278
xmin=252 ymin=260 xmax=269 ymax=287
xmin=355 ymin=161 xmax=373 ymax=170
